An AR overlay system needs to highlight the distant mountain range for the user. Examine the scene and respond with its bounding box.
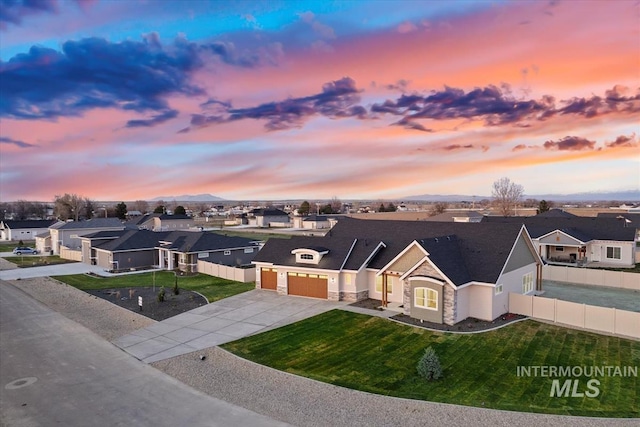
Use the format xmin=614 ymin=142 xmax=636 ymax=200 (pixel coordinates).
xmin=149 ymin=194 xmax=225 ymax=202
xmin=403 ymin=190 xmax=640 ymax=202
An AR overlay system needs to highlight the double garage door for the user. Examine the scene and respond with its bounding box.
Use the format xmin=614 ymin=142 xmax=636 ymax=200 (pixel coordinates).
xmin=260 ymin=269 xmax=328 ymax=299
xmin=287 ymin=272 xmax=328 ymax=299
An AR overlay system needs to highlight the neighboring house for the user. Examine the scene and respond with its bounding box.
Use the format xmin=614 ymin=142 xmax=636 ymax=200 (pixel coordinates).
xmin=0 ymin=219 xmax=59 ymax=241
xmin=292 ymin=215 xmax=338 ymax=229
xmin=483 ymin=215 xmax=637 ymax=268
xmin=253 ymin=218 xmax=541 ymax=325
xmin=42 ymin=218 xmax=125 ymax=255
xmin=248 ymin=208 xmax=290 ymax=227
xmin=81 ymin=230 xmax=259 ymax=273
xmin=126 ymin=213 xmax=195 ymax=231
xmin=424 ymin=210 xmax=485 ymax=223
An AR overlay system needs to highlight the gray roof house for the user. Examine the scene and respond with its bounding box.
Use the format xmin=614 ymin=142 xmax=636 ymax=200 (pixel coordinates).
xmin=0 ymin=219 xmax=59 ymax=242
xmin=249 ymin=208 xmax=290 ymax=227
xmin=253 ymin=217 xmax=541 ymax=325
xmin=482 ymin=215 xmax=637 ymax=267
xmin=81 ymin=230 xmax=259 ymax=273
xmin=42 ymin=218 xmax=125 ymax=255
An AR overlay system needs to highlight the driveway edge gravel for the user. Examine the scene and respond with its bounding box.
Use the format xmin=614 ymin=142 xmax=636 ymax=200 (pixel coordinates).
xmin=5 ymin=277 xmax=638 ymax=426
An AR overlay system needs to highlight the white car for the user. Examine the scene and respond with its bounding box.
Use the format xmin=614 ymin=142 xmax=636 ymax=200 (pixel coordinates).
xmin=12 ymin=247 xmax=38 ymax=255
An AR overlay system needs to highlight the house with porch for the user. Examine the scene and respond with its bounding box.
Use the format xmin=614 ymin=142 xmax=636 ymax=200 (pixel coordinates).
xmin=81 ymin=229 xmax=259 ymax=273
xmin=482 ymin=214 xmax=637 ymax=268
xmin=253 ymin=218 xmax=542 ymax=325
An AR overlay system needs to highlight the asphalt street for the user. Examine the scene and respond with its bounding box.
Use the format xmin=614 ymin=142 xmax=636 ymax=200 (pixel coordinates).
xmin=0 ymin=280 xmax=290 ymax=427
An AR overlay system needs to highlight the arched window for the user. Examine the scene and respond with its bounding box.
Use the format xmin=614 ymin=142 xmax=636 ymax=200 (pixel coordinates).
xmin=414 ymin=287 xmax=438 ymax=310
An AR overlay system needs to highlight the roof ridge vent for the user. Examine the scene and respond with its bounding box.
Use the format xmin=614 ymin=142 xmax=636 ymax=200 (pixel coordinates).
xmin=434 ymin=237 xmax=439 ymax=243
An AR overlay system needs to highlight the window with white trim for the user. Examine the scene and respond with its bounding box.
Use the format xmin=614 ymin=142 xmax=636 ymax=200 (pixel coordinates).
xmin=197 ymin=252 xmax=209 ymax=258
xmin=495 ymin=284 xmax=503 ymax=295
xmin=605 ymin=247 xmax=621 ymax=260
xmin=522 ymin=272 xmax=534 ymax=294
xmin=244 ymin=248 xmax=254 ymax=253
xmin=414 ymin=288 xmax=438 ymax=310
xmin=300 ymin=253 xmax=313 ymax=260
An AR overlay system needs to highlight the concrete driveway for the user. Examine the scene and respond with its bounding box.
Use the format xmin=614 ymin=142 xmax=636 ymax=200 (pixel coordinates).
xmin=0 ymin=261 xmax=106 ymax=280
xmin=114 ymin=290 xmax=346 ymax=363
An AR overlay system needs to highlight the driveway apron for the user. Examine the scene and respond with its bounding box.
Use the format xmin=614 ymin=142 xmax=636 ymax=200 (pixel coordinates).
xmin=113 ymin=289 xmax=345 ymax=363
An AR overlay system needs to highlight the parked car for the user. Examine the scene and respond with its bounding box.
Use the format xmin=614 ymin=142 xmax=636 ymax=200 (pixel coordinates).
xmin=12 ymin=247 xmax=38 ymax=255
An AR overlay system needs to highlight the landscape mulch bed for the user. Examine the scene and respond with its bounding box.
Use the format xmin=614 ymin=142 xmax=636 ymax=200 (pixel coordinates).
xmin=349 ymin=298 xmax=527 ymax=332
xmin=87 ymin=287 xmax=207 ymax=321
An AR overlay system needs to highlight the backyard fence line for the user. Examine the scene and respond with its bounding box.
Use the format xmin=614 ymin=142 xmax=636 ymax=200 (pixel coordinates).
xmin=60 ymin=246 xmax=82 ymax=262
xmin=542 ymin=265 xmax=639 ymax=291
xmin=196 ymin=260 xmax=256 ymax=283
xmin=509 ymin=293 xmax=639 ymax=340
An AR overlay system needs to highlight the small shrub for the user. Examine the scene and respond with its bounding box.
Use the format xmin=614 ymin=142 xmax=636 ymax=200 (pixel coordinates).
xmin=417 ymin=347 xmax=443 ymax=381
xmin=157 ymin=287 xmax=166 ymax=302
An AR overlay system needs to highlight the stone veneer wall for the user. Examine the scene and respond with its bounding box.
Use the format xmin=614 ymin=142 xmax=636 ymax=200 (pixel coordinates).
xmin=277 ymin=285 xmax=287 ymax=296
xmin=403 ymin=259 xmax=457 ymax=324
xmin=443 ymin=285 xmax=456 ymax=325
xmin=327 ymin=291 xmax=340 ymax=301
xmin=339 ymin=290 xmax=368 ymax=302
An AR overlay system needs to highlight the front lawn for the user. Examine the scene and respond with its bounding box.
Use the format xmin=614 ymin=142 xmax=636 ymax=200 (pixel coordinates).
xmin=53 ymin=271 xmax=254 ymax=303
xmin=0 ymin=243 xmax=20 ymax=252
xmin=222 ymin=310 xmax=639 ymax=417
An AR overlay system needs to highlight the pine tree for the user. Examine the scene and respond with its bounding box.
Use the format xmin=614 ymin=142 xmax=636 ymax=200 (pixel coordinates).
xmin=417 ymin=347 xmax=443 ymax=381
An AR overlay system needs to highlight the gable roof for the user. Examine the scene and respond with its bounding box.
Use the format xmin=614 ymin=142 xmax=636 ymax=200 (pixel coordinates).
xmin=51 ymin=218 xmax=124 ymax=230
xmin=1 ymin=219 xmax=58 ymax=229
xmin=423 ymin=211 xmax=484 ymax=222
xmin=482 ymin=215 xmax=636 ymax=242
xmin=536 ymin=209 xmax=577 ymax=218
xmin=254 ymin=217 xmax=526 ymax=284
xmin=251 ymin=208 xmax=288 ymax=217
xmin=157 ymin=231 xmax=256 ymax=253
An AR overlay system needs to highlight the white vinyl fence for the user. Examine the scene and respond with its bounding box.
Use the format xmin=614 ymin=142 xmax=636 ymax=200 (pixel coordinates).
xmin=60 ymin=246 xmax=82 ymax=262
xmin=197 ymin=260 xmax=256 ymax=283
xmin=509 ymin=293 xmax=640 ymax=340
xmin=542 ymin=265 xmax=639 ymax=290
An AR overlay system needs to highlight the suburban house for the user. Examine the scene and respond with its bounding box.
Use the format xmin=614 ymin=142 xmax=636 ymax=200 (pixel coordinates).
xmin=292 ymin=215 xmax=339 ymax=229
xmin=0 ymin=219 xmax=59 ymax=242
xmin=483 ymin=212 xmax=637 ymax=268
xmin=253 ymin=217 xmax=542 ymax=325
xmin=37 ymin=218 xmax=125 ymax=255
xmin=248 ymin=208 xmax=290 ymax=227
xmin=126 ymin=213 xmax=195 ymax=231
xmin=80 ymin=230 xmax=259 ymax=273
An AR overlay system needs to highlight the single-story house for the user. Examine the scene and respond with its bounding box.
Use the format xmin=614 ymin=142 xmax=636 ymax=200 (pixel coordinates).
xmin=0 ymin=219 xmax=59 ymax=241
xmin=81 ymin=230 xmax=260 ymax=273
xmin=253 ymin=217 xmax=542 ymax=325
xmin=424 ymin=210 xmax=485 ymax=223
xmin=483 ymin=214 xmax=637 ymax=268
xmin=292 ymin=215 xmax=339 ymax=229
xmin=126 ymin=213 xmax=195 ymax=231
xmin=38 ymin=218 xmax=125 ymax=255
xmin=248 ymin=208 xmax=290 ymax=227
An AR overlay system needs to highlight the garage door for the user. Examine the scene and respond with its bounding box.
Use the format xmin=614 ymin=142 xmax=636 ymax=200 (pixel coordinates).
xmin=261 ymin=268 xmax=278 ymax=290
xmin=287 ymin=272 xmax=328 ymax=299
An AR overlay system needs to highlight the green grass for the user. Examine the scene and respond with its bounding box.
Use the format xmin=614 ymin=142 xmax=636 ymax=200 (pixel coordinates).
xmin=4 ymin=255 xmax=77 ymax=268
xmin=0 ymin=243 xmax=20 ymax=252
xmin=53 ymin=271 xmax=255 ymax=303
xmin=222 ymin=310 xmax=640 ymax=417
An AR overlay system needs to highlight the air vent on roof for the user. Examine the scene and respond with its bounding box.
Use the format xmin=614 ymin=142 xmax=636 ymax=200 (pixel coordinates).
xmin=447 ymin=236 xmax=451 ymax=241
xmin=434 ymin=238 xmax=438 ymax=242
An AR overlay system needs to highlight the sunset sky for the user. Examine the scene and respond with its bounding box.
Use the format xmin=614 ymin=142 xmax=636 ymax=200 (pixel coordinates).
xmin=1 ymin=0 xmax=638 ymax=202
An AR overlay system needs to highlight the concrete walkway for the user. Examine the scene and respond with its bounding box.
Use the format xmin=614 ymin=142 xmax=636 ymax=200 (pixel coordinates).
xmin=114 ymin=290 xmax=362 ymax=363
xmin=0 ymin=261 xmax=107 ymax=280
xmin=541 ymin=280 xmax=640 ymax=312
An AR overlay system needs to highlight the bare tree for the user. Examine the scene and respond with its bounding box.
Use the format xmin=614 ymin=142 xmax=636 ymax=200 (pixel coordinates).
xmin=133 ymin=200 xmax=149 ymax=214
xmin=54 ymin=193 xmax=93 ymax=221
xmin=491 ymin=177 xmax=524 ymax=216
xmin=330 ymin=197 xmax=342 ymax=214
xmin=429 ymin=202 xmax=448 ymax=217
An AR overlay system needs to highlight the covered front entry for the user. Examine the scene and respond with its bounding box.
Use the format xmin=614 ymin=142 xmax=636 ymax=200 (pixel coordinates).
xmin=287 ymin=272 xmax=328 ymax=299
xmin=260 ymin=268 xmax=278 ymax=290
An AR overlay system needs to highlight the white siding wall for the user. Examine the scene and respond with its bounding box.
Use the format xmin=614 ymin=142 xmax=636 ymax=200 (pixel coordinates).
xmin=495 ymin=263 xmax=538 ymax=319
xmin=455 ymin=286 xmax=470 ymax=323
xmin=589 ymin=240 xmax=634 ymax=266
xmin=466 ymin=285 xmax=494 ymax=321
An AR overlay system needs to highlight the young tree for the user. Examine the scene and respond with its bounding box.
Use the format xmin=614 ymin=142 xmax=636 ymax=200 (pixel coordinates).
xmin=153 ymin=205 xmax=166 ymax=214
xmin=538 ymin=199 xmax=551 ymax=214
xmin=417 ymin=347 xmax=443 ymax=381
xmin=320 ymin=204 xmax=333 ymax=214
xmin=386 ymin=202 xmax=397 ymax=212
xmin=298 ymin=201 xmax=310 ymax=216
xmin=174 ymin=205 xmax=187 ymax=215
xmin=491 ymin=177 xmax=524 ymax=217
xmin=429 ymin=202 xmax=448 ymax=217
xmin=378 ymin=203 xmax=386 ymax=213
xmin=115 ymin=202 xmax=128 ymax=220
